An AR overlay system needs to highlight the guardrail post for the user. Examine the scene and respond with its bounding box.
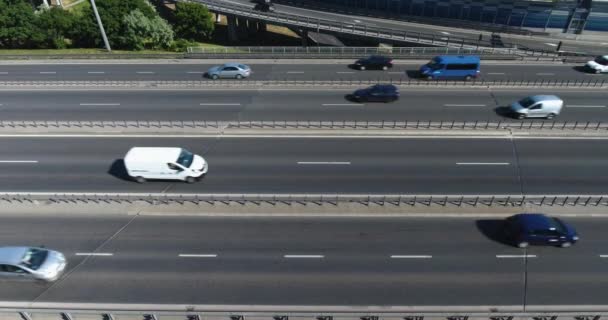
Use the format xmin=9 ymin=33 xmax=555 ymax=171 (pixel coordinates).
xmin=61 ymin=313 xmax=73 ymax=320
xmin=19 ymin=312 xmax=33 ymax=320
xmin=143 ymin=315 xmax=158 ymax=320
xmin=102 ymin=314 xmax=115 ymax=320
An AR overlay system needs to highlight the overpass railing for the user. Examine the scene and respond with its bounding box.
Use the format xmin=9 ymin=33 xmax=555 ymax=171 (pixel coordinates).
xmin=190 ymin=0 xmax=555 ymax=56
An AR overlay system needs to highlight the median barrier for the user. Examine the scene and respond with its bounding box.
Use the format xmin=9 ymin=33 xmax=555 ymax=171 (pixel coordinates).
xmin=0 ymin=120 xmax=608 ymax=131
xmin=0 ymin=78 xmax=604 ymax=88
xmin=0 ymin=193 xmax=607 ymax=207
xmin=5 ymin=306 xmax=608 ymax=320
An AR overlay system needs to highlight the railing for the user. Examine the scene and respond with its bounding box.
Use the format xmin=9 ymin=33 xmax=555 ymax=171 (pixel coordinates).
xmin=0 ymin=79 xmax=603 ymax=88
xmin=1 ymin=120 xmax=608 ymax=131
xmin=186 ymin=46 xmax=524 ymax=57
xmin=189 ymin=0 xmax=556 ymax=56
xmin=2 ymin=192 xmax=608 ymax=207
xmin=10 ymin=306 xmax=608 ymax=320
xmin=9 ymin=307 xmax=608 ymax=320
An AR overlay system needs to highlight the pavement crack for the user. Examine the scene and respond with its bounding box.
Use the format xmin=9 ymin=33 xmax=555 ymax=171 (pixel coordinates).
xmin=30 ymin=215 xmax=139 ymax=302
xmin=509 ymin=130 xmax=525 ymax=196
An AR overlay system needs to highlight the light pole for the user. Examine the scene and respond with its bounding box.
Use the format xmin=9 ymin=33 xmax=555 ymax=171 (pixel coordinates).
xmin=90 ymin=0 xmax=111 ymax=52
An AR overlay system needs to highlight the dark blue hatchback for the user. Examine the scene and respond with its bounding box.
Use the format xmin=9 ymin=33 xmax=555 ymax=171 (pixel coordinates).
xmin=351 ymin=84 xmax=399 ymax=103
xmin=504 ymin=213 xmax=579 ymax=248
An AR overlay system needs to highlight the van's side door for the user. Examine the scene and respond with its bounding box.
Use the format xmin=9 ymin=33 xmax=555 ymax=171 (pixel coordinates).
xmin=528 ymin=103 xmax=544 ymax=117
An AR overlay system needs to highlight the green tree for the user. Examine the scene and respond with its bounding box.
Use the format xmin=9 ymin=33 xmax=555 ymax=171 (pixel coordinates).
xmin=35 ymin=6 xmax=75 ymax=49
xmin=0 ymin=0 xmax=42 ymax=48
xmin=173 ymin=2 xmax=214 ymax=41
xmin=123 ymin=9 xmax=173 ymax=50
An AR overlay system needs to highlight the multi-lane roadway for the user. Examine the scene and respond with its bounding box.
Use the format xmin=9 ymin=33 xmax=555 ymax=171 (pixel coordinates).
xmin=0 ymin=62 xmax=601 ymax=81
xmin=1 ymin=215 xmax=607 ymax=306
xmin=0 ymin=137 xmax=607 ymax=194
xmin=0 ymin=89 xmax=604 ymax=121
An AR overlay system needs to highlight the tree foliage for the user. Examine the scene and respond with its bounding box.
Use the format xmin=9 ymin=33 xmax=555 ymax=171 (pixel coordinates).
xmin=35 ymin=6 xmax=76 ymax=49
xmin=123 ymin=9 xmax=173 ymax=50
xmin=173 ymin=2 xmax=214 ymax=41
xmin=0 ymin=0 xmax=40 ymax=48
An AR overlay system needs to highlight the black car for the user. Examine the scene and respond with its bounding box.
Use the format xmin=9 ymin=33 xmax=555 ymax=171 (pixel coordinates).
xmin=504 ymin=213 xmax=579 ymax=248
xmin=351 ymin=84 xmax=399 ymax=103
xmin=254 ymin=2 xmax=274 ymax=12
xmin=354 ymin=55 xmax=393 ymax=71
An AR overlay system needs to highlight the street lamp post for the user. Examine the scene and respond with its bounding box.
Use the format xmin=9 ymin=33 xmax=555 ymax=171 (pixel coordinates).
xmin=90 ymin=0 xmax=111 ymax=52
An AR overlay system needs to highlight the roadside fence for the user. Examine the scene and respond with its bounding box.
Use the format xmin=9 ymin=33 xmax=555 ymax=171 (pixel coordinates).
xmin=0 ymin=78 xmax=604 ymax=88
xmin=3 ymin=193 xmax=608 ymax=207
xmin=2 ymin=120 xmax=608 ymax=131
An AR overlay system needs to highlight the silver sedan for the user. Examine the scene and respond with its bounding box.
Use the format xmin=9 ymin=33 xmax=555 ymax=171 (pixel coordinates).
xmin=206 ymin=63 xmax=251 ymax=80
xmin=0 ymin=246 xmax=67 ymax=281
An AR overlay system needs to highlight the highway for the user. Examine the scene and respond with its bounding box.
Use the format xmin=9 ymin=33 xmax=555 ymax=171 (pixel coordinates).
xmin=0 ymin=89 xmax=605 ymax=121
xmin=0 ymin=136 xmax=607 ymax=194
xmin=1 ymin=215 xmax=607 ymax=305
xmin=0 ymin=63 xmax=601 ymax=81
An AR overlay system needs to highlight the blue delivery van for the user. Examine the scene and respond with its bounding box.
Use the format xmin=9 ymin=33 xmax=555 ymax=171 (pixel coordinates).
xmin=419 ymin=55 xmax=480 ymax=80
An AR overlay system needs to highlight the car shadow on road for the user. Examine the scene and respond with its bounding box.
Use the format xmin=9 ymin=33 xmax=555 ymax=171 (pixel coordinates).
xmin=405 ymin=70 xmax=422 ymax=79
xmin=475 ymin=219 xmax=512 ymax=246
xmin=572 ymin=66 xmax=590 ymax=74
xmin=494 ymin=106 xmax=516 ymax=119
xmin=108 ymin=159 xmax=131 ymax=181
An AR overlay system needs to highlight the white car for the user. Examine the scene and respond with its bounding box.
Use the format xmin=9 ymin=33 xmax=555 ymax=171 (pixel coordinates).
xmin=585 ymin=55 xmax=608 ymax=74
xmin=124 ymin=147 xmax=208 ymax=183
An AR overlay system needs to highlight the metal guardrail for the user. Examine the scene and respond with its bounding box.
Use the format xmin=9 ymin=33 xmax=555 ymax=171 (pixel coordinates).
xmin=190 ymin=0 xmax=555 ymax=56
xmin=186 ymin=46 xmax=524 ymax=57
xmin=3 ymin=193 xmax=608 ymax=206
xmin=8 ymin=309 xmax=608 ymax=320
xmin=0 ymin=79 xmax=604 ymax=88
xmin=8 ymin=308 xmax=608 ymax=320
xmin=2 ymin=120 xmax=608 ymax=131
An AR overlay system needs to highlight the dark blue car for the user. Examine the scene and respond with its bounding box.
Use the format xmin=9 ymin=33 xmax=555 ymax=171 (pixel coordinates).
xmin=505 ymin=213 xmax=579 ymax=248
xmin=351 ymin=84 xmax=399 ymax=103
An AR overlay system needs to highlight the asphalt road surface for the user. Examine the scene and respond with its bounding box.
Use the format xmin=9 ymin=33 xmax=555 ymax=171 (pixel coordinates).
xmin=1 ymin=215 xmax=607 ymax=306
xmin=0 ymin=63 xmax=601 ymax=81
xmin=0 ymin=89 xmax=605 ymax=121
xmin=0 ymin=136 xmax=607 ymax=194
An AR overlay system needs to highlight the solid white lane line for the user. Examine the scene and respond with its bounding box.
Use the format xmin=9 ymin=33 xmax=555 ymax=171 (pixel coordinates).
xmin=87 ymin=71 xmax=105 ymax=74
xmin=599 ymin=255 xmax=608 ymax=258
xmin=287 ymin=71 xmax=305 ymax=74
xmin=536 ymin=73 xmax=555 ymax=76
xmin=79 ymin=103 xmax=121 ymax=106
xmin=284 ymin=255 xmax=324 ymax=258
xmin=0 ymin=72 xmax=9 ymax=74
xmin=544 ymin=43 xmax=558 ymax=47
xmin=487 ymin=72 xmax=506 ymax=75
xmin=187 ymin=71 xmax=205 ymax=74
xmin=444 ymin=104 xmax=487 ymax=107
xmin=199 ymin=103 xmax=241 ymax=106
xmin=457 ymin=162 xmax=510 ymax=165
xmin=322 ymin=103 xmax=364 ymax=106
xmin=75 ymin=252 xmax=113 ymax=256
xmin=567 ymin=105 xmax=606 ymax=108
xmin=136 ymin=71 xmax=155 ymax=74
xmin=0 ymin=160 xmax=38 ymax=163
xmin=297 ymin=161 xmax=351 ymax=165
xmin=390 ymin=255 xmax=432 ymax=259
xmin=179 ymin=254 xmax=218 ymax=258
xmin=39 ymin=71 xmax=56 ymax=74
xmin=496 ymin=254 xmax=537 ymax=258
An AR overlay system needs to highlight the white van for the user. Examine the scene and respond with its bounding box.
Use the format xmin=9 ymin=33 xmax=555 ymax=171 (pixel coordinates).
xmin=124 ymin=147 xmax=208 ymax=183
xmin=585 ymin=55 xmax=608 ymax=74
xmin=509 ymin=95 xmax=564 ymax=120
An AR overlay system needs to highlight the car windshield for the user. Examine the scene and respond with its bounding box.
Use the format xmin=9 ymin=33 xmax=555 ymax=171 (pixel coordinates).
xmin=176 ymin=149 xmax=194 ymax=168
xmin=427 ymin=58 xmax=442 ymax=69
xmin=519 ymin=97 xmax=536 ymax=108
xmin=594 ymin=56 xmax=608 ymax=66
xmin=549 ymin=218 xmax=568 ymax=234
xmin=238 ymin=64 xmax=248 ymax=70
xmin=19 ymin=248 xmax=48 ymax=270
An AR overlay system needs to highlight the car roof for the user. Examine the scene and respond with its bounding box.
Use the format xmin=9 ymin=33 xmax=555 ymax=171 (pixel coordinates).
xmin=529 ymin=95 xmax=561 ymax=102
xmin=434 ymin=55 xmax=480 ymax=63
xmin=372 ymin=84 xmax=397 ymax=90
xmin=124 ymin=147 xmax=182 ymax=163
xmin=0 ymin=246 xmax=29 ymax=265
xmin=367 ymin=55 xmax=389 ymax=59
xmin=222 ymin=63 xmax=248 ymax=68
xmin=513 ymin=213 xmax=555 ymax=231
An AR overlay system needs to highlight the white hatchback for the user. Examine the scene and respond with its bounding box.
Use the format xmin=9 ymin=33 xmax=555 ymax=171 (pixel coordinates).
xmin=585 ymin=55 xmax=608 ymax=74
